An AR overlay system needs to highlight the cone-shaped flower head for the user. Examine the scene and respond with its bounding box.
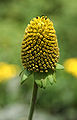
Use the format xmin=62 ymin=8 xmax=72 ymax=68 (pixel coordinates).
xmin=21 ymin=16 xmax=59 ymax=72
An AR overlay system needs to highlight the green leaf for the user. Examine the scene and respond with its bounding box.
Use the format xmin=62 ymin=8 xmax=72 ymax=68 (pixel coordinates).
xmin=19 ymin=69 xmax=32 ymax=77
xmin=34 ymin=70 xmax=55 ymax=88
xmin=19 ymin=69 xmax=25 ymax=76
xmin=35 ymin=78 xmax=47 ymax=89
xmin=24 ymin=69 xmax=32 ymax=76
xmin=41 ymin=78 xmax=47 ymax=89
xmin=34 ymin=72 xmax=47 ymax=80
xmin=35 ymin=80 xmax=42 ymax=88
xmin=47 ymin=74 xmax=54 ymax=85
xmin=21 ymin=74 xmax=28 ymax=85
xmin=20 ymin=69 xmax=33 ymax=85
xmin=52 ymin=72 xmax=56 ymax=83
xmin=34 ymin=72 xmax=48 ymax=88
xmin=56 ymin=63 xmax=64 ymax=70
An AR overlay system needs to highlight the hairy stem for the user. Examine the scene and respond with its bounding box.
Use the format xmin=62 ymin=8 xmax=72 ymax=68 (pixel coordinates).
xmin=28 ymin=80 xmax=38 ymax=120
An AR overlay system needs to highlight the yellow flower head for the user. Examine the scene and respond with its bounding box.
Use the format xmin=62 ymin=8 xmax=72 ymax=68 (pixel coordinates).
xmin=0 ymin=62 xmax=19 ymax=82
xmin=64 ymin=58 xmax=77 ymax=77
xmin=21 ymin=16 xmax=59 ymax=72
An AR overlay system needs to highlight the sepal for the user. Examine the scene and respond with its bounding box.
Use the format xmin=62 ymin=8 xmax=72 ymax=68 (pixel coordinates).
xmin=47 ymin=74 xmax=54 ymax=85
xmin=19 ymin=69 xmax=32 ymax=84
xmin=56 ymin=63 xmax=64 ymax=70
xmin=35 ymin=70 xmax=56 ymax=89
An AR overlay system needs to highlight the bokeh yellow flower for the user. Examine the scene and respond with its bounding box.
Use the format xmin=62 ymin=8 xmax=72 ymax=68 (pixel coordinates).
xmin=64 ymin=58 xmax=77 ymax=77
xmin=0 ymin=62 xmax=19 ymax=82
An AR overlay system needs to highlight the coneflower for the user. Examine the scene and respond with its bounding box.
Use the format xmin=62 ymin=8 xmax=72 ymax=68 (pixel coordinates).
xmin=20 ymin=16 xmax=63 ymax=120
xmin=21 ymin=16 xmax=59 ymax=73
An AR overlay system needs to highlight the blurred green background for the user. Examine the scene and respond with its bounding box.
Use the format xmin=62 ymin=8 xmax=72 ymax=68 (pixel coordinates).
xmin=0 ymin=0 xmax=77 ymax=120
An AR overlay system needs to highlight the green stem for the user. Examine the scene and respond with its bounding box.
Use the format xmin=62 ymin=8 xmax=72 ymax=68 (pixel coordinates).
xmin=28 ymin=80 xmax=38 ymax=120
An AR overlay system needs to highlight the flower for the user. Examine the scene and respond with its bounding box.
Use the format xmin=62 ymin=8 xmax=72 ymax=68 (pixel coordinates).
xmin=0 ymin=62 xmax=19 ymax=82
xmin=64 ymin=58 xmax=77 ymax=77
xmin=21 ymin=16 xmax=59 ymax=72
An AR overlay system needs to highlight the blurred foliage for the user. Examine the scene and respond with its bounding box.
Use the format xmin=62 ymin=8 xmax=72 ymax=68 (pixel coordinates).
xmin=0 ymin=0 xmax=77 ymax=119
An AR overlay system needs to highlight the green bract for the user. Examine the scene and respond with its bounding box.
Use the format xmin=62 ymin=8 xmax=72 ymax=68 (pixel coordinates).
xmin=20 ymin=63 xmax=64 ymax=88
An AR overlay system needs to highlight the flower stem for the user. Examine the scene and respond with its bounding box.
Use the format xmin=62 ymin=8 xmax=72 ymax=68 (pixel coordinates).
xmin=28 ymin=80 xmax=38 ymax=120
